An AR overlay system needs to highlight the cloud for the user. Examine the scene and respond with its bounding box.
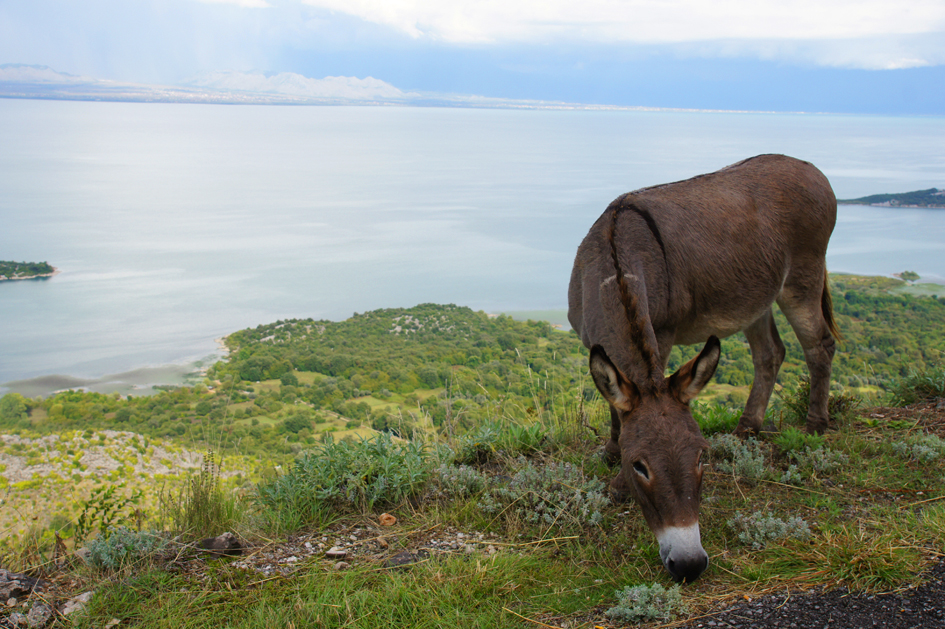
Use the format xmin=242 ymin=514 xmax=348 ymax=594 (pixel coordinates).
xmin=678 ymin=32 xmax=945 ymax=70
xmin=194 ymin=0 xmax=272 ymax=7
xmin=299 ymin=0 xmax=945 ymax=45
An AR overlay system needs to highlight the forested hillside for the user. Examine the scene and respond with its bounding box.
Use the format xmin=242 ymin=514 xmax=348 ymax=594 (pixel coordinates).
xmin=3 ymin=274 xmax=943 ymax=464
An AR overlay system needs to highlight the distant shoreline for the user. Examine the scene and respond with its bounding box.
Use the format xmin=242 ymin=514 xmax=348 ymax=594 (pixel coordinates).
xmin=838 ymin=188 xmax=945 ymax=209
xmin=0 ymin=267 xmax=60 ymax=282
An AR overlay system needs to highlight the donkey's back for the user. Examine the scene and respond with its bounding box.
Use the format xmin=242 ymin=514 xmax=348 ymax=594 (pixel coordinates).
xmin=569 ymin=154 xmax=839 ymax=435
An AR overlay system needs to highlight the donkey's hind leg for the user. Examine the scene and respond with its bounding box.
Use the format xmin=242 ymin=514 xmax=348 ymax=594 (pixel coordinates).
xmin=778 ymin=282 xmax=837 ymax=435
xmin=734 ymin=309 xmax=785 ymax=436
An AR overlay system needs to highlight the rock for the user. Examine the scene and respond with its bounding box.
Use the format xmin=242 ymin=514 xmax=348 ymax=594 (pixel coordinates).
xmin=0 ymin=570 xmax=46 ymax=601
xmin=382 ymin=550 xmax=428 ymax=569
xmin=325 ymin=547 xmax=347 ymax=559
xmin=25 ymin=602 xmax=53 ymax=628
xmin=333 ymin=561 xmax=350 ymax=571
xmin=197 ymin=532 xmax=242 ymax=557
xmin=6 ymin=612 xmax=27 ymax=627
xmin=60 ymin=591 xmax=94 ymax=617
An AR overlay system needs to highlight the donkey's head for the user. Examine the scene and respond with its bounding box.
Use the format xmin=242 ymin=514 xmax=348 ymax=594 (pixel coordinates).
xmin=589 ymin=336 xmax=720 ymax=582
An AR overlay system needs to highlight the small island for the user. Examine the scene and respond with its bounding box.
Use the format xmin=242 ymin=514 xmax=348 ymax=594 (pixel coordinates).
xmin=838 ymin=188 xmax=945 ymax=208
xmin=0 ymin=260 xmax=58 ymax=281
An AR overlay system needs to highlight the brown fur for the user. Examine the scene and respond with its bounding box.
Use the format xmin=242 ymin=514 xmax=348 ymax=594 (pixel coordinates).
xmin=569 ymin=154 xmax=839 ymax=581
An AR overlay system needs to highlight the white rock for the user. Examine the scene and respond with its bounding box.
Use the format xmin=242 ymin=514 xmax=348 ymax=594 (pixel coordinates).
xmin=325 ymin=547 xmax=347 ymax=559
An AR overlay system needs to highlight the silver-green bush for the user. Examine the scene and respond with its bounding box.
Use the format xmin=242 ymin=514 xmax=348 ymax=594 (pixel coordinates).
xmin=891 ymin=434 xmax=945 ymax=463
xmin=478 ymin=458 xmax=607 ymax=530
xmin=605 ymin=583 xmax=688 ymax=622
xmin=727 ymin=510 xmax=812 ymax=549
xmin=432 ymin=463 xmax=489 ymax=498
xmin=709 ymin=434 xmax=769 ymax=482
xmin=87 ymin=526 xmax=168 ymax=571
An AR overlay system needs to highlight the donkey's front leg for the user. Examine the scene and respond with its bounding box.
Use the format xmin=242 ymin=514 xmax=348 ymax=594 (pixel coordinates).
xmin=604 ymin=405 xmax=621 ymax=465
xmin=735 ymin=310 xmax=785 ymax=436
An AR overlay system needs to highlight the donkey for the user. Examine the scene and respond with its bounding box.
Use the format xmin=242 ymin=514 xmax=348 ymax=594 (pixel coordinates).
xmin=568 ymin=154 xmax=840 ymax=582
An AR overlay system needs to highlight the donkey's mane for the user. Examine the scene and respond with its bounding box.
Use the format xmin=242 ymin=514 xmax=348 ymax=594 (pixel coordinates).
xmin=605 ymin=202 xmax=666 ymax=390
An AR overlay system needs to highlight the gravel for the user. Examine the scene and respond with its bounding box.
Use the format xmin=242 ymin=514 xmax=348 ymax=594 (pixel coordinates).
xmin=678 ymin=559 xmax=945 ymax=629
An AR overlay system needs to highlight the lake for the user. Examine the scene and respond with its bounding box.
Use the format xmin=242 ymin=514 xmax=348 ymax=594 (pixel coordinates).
xmin=1 ymin=100 xmax=944 ymax=395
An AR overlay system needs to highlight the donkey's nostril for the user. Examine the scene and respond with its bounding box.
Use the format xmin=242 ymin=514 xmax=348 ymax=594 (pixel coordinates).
xmin=665 ymin=550 xmax=709 ymax=582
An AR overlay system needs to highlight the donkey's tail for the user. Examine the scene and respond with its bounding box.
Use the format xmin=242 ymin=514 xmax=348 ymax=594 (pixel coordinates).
xmin=821 ymin=269 xmax=843 ymax=341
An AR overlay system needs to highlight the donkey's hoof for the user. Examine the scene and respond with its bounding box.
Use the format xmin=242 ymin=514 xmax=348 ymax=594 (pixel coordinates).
xmin=733 ymin=422 xmax=761 ymax=438
xmin=602 ymin=441 xmax=621 ymax=466
xmin=609 ymin=487 xmax=633 ymax=504
xmin=609 ymin=474 xmax=633 ymax=503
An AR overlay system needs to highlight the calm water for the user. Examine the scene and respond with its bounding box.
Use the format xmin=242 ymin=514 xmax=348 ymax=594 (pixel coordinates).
xmin=1 ymin=100 xmax=944 ymax=392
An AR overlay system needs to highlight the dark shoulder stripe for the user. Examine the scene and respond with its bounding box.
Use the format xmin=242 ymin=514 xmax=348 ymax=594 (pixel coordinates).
xmin=616 ymin=200 xmax=667 ymax=268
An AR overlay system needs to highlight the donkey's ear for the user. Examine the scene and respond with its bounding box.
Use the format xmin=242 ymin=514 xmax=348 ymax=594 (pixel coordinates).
xmin=589 ymin=345 xmax=640 ymax=412
xmin=668 ymin=335 xmax=721 ymax=404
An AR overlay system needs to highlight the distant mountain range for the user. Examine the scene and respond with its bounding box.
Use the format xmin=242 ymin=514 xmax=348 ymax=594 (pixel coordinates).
xmin=0 ymin=63 xmax=641 ymax=110
xmin=839 ymin=188 xmax=945 ymax=209
xmin=0 ymin=63 xmax=421 ymax=106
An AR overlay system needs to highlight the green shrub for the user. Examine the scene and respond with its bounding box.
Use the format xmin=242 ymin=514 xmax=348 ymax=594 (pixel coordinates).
xmin=691 ymin=402 xmax=740 ymax=435
xmin=455 ymin=423 xmax=501 ymax=464
xmin=888 ymin=364 xmax=945 ymax=406
xmin=499 ymin=422 xmax=548 ymax=455
xmin=605 ymin=583 xmax=688 ymax=623
xmin=727 ymin=511 xmax=812 ymax=549
xmin=87 ymin=526 xmax=168 ymax=572
xmin=75 ymin=484 xmax=143 ymax=545
xmin=478 ymin=458 xmax=607 ymax=531
xmin=772 ymin=426 xmax=825 ymax=455
xmin=256 ymin=432 xmax=433 ymax=525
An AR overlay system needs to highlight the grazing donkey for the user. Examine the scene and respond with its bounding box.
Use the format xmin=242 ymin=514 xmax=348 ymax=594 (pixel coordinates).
xmin=568 ymin=154 xmax=840 ymax=581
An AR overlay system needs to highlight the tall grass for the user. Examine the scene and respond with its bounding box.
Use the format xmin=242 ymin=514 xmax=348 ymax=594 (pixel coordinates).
xmin=158 ymin=449 xmax=241 ymax=539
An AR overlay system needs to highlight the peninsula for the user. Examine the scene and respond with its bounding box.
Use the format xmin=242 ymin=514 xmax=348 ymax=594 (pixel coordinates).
xmin=0 ymin=260 xmax=57 ymax=281
xmin=838 ymin=188 xmax=945 ymax=208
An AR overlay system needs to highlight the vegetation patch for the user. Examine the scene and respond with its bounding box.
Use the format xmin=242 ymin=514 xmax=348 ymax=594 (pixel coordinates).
xmin=3 ymin=285 xmax=945 ymax=627
xmin=605 ymin=583 xmax=689 ymax=623
xmin=256 ymin=433 xmax=434 ymax=529
xmin=727 ymin=510 xmax=812 ymax=549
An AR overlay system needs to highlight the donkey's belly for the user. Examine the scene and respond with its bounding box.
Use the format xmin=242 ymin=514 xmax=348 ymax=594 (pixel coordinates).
xmin=671 ymin=302 xmax=775 ymax=346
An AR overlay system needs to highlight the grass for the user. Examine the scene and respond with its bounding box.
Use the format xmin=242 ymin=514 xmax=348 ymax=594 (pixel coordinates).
xmin=5 ymin=368 xmax=945 ymax=627
xmin=84 ymin=551 xmax=624 ymax=629
xmin=888 ymin=363 xmax=945 ymax=406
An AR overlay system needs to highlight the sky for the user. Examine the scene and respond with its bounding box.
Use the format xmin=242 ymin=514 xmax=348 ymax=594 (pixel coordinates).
xmin=1 ymin=0 xmax=945 ymax=113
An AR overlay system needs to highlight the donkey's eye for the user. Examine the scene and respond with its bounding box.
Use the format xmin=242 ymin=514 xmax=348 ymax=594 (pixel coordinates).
xmin=633 ymin=461 xmax=650 ymax=480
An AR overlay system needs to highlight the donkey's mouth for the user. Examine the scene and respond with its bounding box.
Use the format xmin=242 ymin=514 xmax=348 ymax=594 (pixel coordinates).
xmin=657 ymin=524 xmax=709 ymax=582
